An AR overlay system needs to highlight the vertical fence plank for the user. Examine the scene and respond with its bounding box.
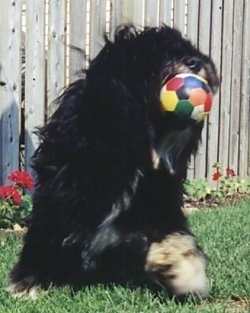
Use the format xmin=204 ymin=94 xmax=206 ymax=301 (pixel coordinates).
xmin=173 ymin=0 xmax=186 ymax=35
xmin=219 ymin=0 xmax=233 ymax=172
xmin=186 ymin=0 xmax=199 ymax=179
xmin=206 ymin=0 xmax=222 ymax=179
xmin=111 ymin=0 xmax=145 ymax=30
xmin=122 ymin=0 xmax=145 ymax=27
xmin=133 ymin=0 xmax=145 ymax=27
xmin=110 ymin=0 xmax=123 ymax=29
xmin=0 ymin=0 xmax=22 ymax=184
xmin=117 ymin=0 xmax=133 ymax=24
xmin=47 ymin=0 xmax=67 ymax=115
xmin=239 ymin=0 xmax=250 ymax=177
xmin=194 ymin=0 xmax=212 ymax=178
xmin=186 ymin=0 xmax=199 ymax=44
xmin=159 ymin=0 xmax=173 ymax=26
xmin=89 ymin=0 xmax=106 ymax=60
xmin=69 ymin=0 xmax=87 ymax=82
xmin=229 ymin=0 xmax=244 ymax=174
xmin=25 ymin=0 xmax=46 ymax=173
xmin=145 ymin=0 xmax=160 ymax=26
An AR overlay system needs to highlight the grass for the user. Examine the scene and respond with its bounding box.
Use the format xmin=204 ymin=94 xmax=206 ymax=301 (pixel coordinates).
xmin=0 ymin=200 xmax=249 ymax=313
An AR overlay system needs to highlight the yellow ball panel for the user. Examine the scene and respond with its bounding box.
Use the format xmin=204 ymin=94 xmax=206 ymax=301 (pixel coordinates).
xmin=160 ymin=90 xmax=179 ymax=111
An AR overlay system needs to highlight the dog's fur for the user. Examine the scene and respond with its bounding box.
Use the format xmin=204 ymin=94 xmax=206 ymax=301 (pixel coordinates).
xmin=8 ymin=25 xmax=219 ymax=299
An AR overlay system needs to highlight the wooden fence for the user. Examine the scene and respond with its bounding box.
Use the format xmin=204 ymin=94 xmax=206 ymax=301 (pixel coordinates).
xmin=0 ymin=0 xmax=250 ymax=185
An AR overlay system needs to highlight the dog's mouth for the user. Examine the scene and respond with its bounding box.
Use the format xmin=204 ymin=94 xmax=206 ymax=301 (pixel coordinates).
xmin=156 ymin=56 xmax=220 ymax=176
xmin=161 ymin=57 xmax=220 ymax=94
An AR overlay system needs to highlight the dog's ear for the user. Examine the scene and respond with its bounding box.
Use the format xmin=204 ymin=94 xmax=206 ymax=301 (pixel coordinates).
xmin=36 ymin=79 xmax=85 ymax=148
xmin=32 ymin=80 xmax=87 ymax=179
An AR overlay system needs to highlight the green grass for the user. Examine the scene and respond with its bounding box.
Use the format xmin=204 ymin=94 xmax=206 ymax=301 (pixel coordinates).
xmin=0 ymin=200 xmax=249 ymax=312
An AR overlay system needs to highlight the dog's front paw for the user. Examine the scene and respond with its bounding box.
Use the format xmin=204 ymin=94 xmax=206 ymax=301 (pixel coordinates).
xmin=7 ymin=282 xmax=38 ymax=300
xmin=145 ymin=232 xmax=208 ymax=299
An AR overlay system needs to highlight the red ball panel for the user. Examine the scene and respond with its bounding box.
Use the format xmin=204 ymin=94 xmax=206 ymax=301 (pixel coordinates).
xmin=204 ymin=92 xmax=213 ymax=112
xmin=166 ymin=77 xmax=184 ymax=91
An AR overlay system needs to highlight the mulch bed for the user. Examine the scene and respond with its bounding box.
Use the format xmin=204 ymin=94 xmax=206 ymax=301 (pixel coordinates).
xmin=0 ymin=225 xmax=27 ymax=239
xmin=183 ymin=194 xmax=249 ymax=213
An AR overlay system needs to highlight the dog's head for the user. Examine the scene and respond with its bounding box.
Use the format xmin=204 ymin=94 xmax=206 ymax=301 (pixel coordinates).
xmin=88 ymin=25 xmax=220 ymax=178
xmin=110 ymin=25 xmax=219 ymax=92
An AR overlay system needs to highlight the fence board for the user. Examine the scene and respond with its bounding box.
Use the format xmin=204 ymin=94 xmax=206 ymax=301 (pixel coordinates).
xmin=47 ymin=0 xmax=67 ymax=115
xmin=206 ymin=0 xmax=222 ymax=179
xmin=229 ymin=0 xmax=244 ymax=174
xmin=173 ymin=0 xmax=186 ymax=35
xmin=0 ymin=0 xmax=22 ymax=184
xmin=239 ymin=0 xmax=250 ymax=177
xmin=110 ymin=0 xmax=122 ymax=30
xmin=119 ymin=0 xmax=132 ymax=23
xmin=186 ymin=0 xmax=199 ymax=44
xmin=69 ymin=0 xmax=87 ymax=81
xmin=219 ymin=0 xmax=234 ymax=172
xmin=159 ymin=0 xmax=173 ymax=26
xmin=25 ymin=0 xmax=46 ymax=173
xmin=194 ymin=0 xmax=212 ymax=178
xmin=145 ymin=0 xmax=160 ymax=26
xmin=122 ymin=0 xmax=145 ymax=27
xmin=186 ymin=0 xmax=199 ymax=178
xmin=134 ymin=0 xmax=146 ymax=27
xmin=89 ymin=0 xmax=106 ymax=59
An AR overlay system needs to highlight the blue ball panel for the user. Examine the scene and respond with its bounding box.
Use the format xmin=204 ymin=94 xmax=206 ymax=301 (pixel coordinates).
xmin=184 ymin=76 xmax=203 ymax=89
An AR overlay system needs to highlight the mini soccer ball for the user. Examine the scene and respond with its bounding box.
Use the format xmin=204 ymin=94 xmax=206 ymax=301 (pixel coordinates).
xmin=160 ymin=73 xmax=213 ymax=122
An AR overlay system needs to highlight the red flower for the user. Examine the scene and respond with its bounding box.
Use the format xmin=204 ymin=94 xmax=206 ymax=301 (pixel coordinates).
xmin=7 ymin=170 xmax=34 ymax=190
xmin=0 ymin=185 xmax=22 ymax=205
xmin=226 ymin=167 xmax=236 ymax=177
xmin=11 ymin=189 xmax=22 ymax=205
xmin=212 ymin=171 xmax=222 ymax=181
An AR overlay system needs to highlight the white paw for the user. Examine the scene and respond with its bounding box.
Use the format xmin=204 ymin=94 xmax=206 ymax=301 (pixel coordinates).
xmin=145 ymin=232 xmax=208 ymax=298
xmin=7 ymin=284 xmax=38 ymax=300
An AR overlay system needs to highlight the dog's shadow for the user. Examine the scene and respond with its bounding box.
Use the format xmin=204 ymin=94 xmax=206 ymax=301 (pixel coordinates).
xmin=69 ymin=280 xmax=203 ymax=306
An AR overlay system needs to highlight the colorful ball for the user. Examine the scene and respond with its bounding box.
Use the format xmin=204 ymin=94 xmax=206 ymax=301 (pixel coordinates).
xmin=160 ymin=73 xmax=213 ymax=122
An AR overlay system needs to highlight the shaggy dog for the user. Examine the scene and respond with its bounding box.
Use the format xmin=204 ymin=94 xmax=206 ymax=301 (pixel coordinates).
xmin=8 ymin=25 xmax=219 ymax=300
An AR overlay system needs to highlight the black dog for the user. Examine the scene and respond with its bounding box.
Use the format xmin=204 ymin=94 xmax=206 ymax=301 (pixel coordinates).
xmin=8 ymin=25 xmax=219 ymax=299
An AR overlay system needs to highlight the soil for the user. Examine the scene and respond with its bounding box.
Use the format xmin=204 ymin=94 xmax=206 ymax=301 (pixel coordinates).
xmin=183 ymin=194 xmax=250 ymax=214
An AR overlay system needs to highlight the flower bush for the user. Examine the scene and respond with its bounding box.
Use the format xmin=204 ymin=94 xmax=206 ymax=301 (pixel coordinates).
xmin=184 ymin=162 xmax=250 ymax=208
xmin=211 ymin=162 xmax=250 ymax=200
xmin=0 ymin=170 xmax=33 ymax=229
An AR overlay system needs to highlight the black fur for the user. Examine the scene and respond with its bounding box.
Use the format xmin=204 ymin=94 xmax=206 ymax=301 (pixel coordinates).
xmin=9 ymin=25 xmax=219 ymax=296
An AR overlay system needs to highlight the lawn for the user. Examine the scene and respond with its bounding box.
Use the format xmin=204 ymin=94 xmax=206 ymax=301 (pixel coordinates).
xmin=0 ymin=200 xmax=249 ymax=313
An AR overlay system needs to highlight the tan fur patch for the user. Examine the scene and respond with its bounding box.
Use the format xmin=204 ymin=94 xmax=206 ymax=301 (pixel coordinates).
xmin=145 ymin=233 xmax=208 ymax=298
xmin=7 ymin=284 xmax=38 ymax=300
xmin=152 ymin=149 xmax=160 ymax=169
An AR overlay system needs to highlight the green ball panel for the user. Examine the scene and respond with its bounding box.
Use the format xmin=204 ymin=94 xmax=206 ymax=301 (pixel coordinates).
xmin=175 ymin=100 xmax=193 ymax=117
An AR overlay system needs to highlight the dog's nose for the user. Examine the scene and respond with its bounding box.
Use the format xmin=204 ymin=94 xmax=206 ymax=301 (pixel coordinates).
xmin=183 ymin=56 xmax=202 ymax=72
